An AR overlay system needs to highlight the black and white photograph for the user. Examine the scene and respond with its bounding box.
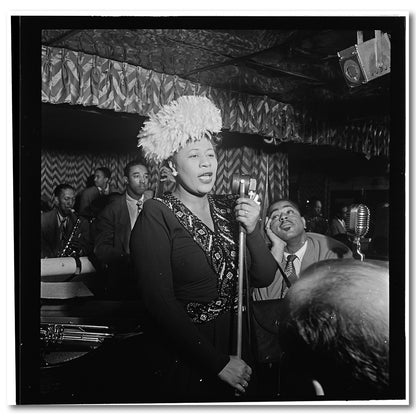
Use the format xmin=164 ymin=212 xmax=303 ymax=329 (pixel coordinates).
xmin=8 ymin=9 xmax=408 ymax=407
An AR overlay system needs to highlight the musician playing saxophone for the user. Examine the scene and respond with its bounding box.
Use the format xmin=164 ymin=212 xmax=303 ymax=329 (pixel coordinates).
xmin=41 ymin=184 xmax=92 ymax=258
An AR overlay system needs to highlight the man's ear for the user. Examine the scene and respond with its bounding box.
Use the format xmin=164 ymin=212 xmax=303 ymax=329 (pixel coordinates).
xmin=123 ymin=176 xmax=128 ymax=185
xmin=168 ymin=161 xmax=178 ymax=177
xmin=301 ymin=217 xmax=306 ymax=229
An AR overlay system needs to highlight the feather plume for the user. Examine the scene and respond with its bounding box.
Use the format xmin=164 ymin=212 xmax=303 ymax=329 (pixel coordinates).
xmin=138 ymin=96 xmax=222 ymax=162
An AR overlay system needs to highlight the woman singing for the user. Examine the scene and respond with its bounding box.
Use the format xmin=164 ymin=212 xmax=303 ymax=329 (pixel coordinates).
xmin=130 ymin=96 xmax=277 ymax=402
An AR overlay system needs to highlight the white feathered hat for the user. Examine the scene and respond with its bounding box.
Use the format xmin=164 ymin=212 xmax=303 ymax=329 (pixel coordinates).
xmin=138 ymin=95 xmax=222 ymax=162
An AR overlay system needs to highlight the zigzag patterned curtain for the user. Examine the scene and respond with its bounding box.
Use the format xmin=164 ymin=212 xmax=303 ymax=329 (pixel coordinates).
xmin=41 ymin=45 xmax=389 ymax=158
xmin=41 ymin=147 xmax=288 ymax=212
xmin=41 ymin=46 xmax=300 ymax=141
xmin=214 ymin=146 xmax=288 ymax=219
xmin=41 ymin=149 xmax=159 ymax=203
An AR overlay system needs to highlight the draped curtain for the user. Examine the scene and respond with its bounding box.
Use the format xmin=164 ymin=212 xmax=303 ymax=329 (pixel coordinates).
xmin=41 ymin=149 xmax=151 ymax=204
xmin=41 ymin=147 xmax=288 ymax=211
xmin=41 ymin=46 xmax=299 ymax=141
xmin=214 ymin=146 xmax=288 ymax=211
xmin=40 ymin=44 xmax=387 ymax=208
xmin=41 ymin=45 xmax=390 ymax=158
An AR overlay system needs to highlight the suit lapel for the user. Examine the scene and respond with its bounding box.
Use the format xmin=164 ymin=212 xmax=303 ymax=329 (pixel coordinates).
xmin=300 ymin=237 xmax=317 ymax=273
xmin=48 ymin=209 xmax=63 ymax=253
xmin=118 ymin=196 xmax=131 ymax=252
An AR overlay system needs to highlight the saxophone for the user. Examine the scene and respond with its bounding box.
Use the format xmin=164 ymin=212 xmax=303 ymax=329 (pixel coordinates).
xmin=58 ymin=215 xmax=82 ymax=258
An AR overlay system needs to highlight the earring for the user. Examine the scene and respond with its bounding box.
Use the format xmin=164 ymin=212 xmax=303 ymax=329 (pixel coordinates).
xmin=168 ymin=161 xmax=178 ymax=177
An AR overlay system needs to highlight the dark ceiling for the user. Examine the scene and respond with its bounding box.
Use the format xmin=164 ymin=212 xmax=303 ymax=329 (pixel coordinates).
xmin=41 ymin=27 xmax=392 ymax=119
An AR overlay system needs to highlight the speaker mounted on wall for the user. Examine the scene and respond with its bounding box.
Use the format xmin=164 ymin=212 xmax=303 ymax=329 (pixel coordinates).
xmin=338 ymin=31 xmax=391 ymax=88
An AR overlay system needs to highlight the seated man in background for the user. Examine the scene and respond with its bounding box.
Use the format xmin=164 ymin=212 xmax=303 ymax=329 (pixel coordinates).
xmin=278 ymin=259 xmax=389 ymax=400
xmin=253 ymin=199 xmax=352 ymax=300
xmin=93 ymin=159 xmax=152 ymax=299
xmin=304 ymin=198 xmax=329 ymax=235
xmin=41 ymin=184 xmax=91 ymax=258
xmin=78 ymin=166 xmax=112 ymax=222
xmin=329 ymin=203 xmax=348 ymax=235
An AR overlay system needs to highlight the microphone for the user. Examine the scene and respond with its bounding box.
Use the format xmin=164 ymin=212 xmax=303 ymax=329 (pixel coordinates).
xmin=346 ymin=204 xmax=370 ymax=261
xmin=231 ymin=174 xmax=257 ymax=197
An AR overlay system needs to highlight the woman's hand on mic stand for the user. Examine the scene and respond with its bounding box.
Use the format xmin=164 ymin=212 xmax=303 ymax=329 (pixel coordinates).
xmin=235 ymin=197 xmax=261 ymax=234
xmin=218 ymin=355 xmax=252 ymax=394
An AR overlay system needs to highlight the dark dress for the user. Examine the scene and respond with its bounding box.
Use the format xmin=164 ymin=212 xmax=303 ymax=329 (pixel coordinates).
xmin=130 ymin=193 xmax=277 ymax=402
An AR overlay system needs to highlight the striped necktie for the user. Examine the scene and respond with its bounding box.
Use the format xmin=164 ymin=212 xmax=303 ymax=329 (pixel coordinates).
xmin=282 ymin=254 xmax=298 ymax=297
xmin=136 ymin=200 xmax=143 ymax=217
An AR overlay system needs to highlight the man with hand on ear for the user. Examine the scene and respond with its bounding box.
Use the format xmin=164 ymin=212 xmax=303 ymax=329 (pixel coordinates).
xmin=253 ymin=199 xmax=352 ymax=300
xmin=93 ymin=159 xmax=153 ymax=299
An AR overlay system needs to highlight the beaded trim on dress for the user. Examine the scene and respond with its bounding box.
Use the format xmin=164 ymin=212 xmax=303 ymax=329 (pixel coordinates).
xmin=155 ymin=193 xmax=239 ymax=323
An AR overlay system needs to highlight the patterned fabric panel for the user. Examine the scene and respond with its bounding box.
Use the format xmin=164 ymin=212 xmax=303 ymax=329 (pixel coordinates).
xmin=41 ymin=45 xmax=389 ymax=158
xmin=40 ymin=149 xmax=158 ymax=204
xmin=41 ymin=46 xmax=301 ymax=141
xmin=41 ymin=147 xmax=289 ymax=214
xmin=41 ymin=29 xmax=297 ymax=100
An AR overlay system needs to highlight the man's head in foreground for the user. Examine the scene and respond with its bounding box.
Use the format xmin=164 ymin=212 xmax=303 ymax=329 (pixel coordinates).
xmin=279 ymin=259 xmax=389 ymax=400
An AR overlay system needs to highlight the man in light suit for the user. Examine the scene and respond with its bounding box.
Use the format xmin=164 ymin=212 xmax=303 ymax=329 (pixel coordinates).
xmin=93 ymin=159 xmax=153 ymax=299
xmin=253 ymin=199 xmax=352 ymax=300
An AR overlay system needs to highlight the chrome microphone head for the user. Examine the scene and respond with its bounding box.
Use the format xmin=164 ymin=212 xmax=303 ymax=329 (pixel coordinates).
xmin=231 ymin=174 xmax=257 ymax=195
xmin=346 ymin=204 xmax=370 ymax=238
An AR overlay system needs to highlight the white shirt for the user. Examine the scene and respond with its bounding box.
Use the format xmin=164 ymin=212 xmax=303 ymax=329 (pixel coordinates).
xmin=283 ymin=240 xmax=308 ymax=276
xmin=126 ymin=193 xmax=144 ymax=230
xmin=336 ymin=218 xmax=346 ymax=228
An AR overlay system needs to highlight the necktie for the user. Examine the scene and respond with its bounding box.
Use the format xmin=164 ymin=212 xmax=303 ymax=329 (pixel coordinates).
xmin=282 ymin=254 xmax=298 ymax=296
xmin=60 ymin=218 xmax=68 ymax=242
xmin=136 ymin=200 xmax=143 ymax=217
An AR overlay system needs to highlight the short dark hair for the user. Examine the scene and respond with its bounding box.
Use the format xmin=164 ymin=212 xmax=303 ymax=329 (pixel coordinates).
xmin=334 ymin=202 xmax=349 ymax=215
xmin=124 ymin=159 xmax=148 ymax=177
xmin=268 ymin=199 xmax=302 ymax=216
xmin=280 ymin=259 xmax=389 ymax=399
xmin=54 ymin=184 xmax=75 ymax=198
xmin=96 ymin=167 xmax=111 ymax=179
xmin=309 ymin=197 xmax=322 ymax=205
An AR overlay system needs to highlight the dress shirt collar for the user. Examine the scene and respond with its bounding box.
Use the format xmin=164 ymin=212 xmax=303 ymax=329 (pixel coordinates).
xmin=56 ymin=210 xmax=68 ymax=225
xmin=283 ymin=240 xmax=308 ymax=276
xmin=126 ymin=192 xmax=144 ymax=230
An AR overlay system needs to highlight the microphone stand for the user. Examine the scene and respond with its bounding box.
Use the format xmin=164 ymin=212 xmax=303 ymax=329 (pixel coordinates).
xmin=352 ymin=236 xmax=365 ymax=261
xmin=236 ymin=179 xmax=246 ymax=359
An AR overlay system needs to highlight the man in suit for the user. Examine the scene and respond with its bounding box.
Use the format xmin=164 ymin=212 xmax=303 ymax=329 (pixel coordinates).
xmin=329 ymin=203 xmax=348 ymax=235
xmin=329 ymin=203 xmax=351 ymax=247
xmin=78 ymin=166 xmax=112 ymax=221
xmin=253 ymin=199 xmax=352 ymax=300
xmin=41 ymin=184 xmax=91 ymax=258
xmin=93 ymin=159 xmax=152 ymax=299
